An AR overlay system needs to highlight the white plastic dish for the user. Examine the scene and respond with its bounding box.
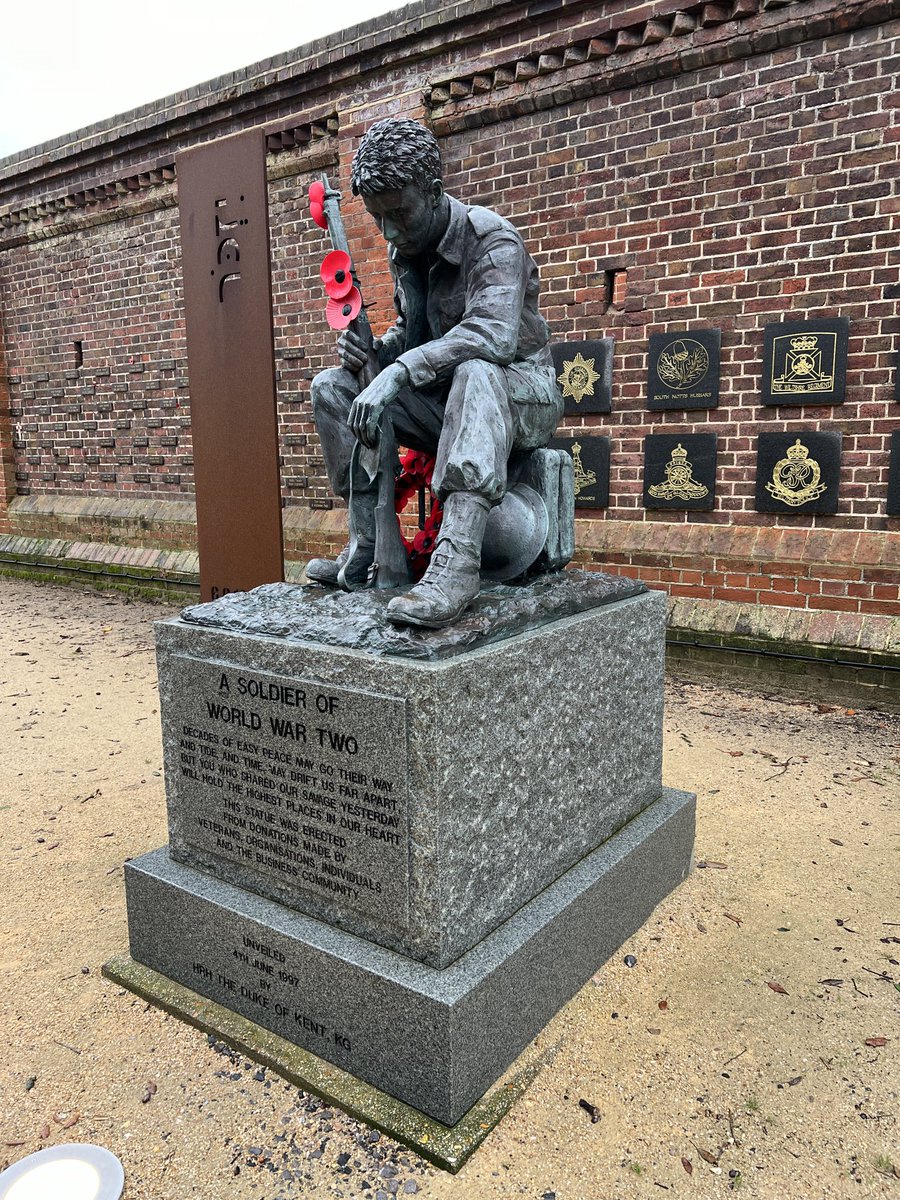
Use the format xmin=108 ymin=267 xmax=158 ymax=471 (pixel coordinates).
xmin=0 ymin=1143 xmax=124 ymax=1200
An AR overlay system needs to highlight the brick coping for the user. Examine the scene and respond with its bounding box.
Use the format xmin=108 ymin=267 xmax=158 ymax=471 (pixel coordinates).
xmin=667 ymin=595 xmax=899 ymax=657
xmin=7 ymin=495 xmax=898 ymax=571
xmin=9 ymin=492 xmax=196 ymax=524
xmin=577 ymin=519 xmax=899 ymax=570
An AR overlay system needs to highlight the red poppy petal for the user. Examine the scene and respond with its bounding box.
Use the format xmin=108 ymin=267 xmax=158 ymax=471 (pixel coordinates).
xmin=320 ymin=250 xmax=354 ymax=298
xmin=325 ymin=287 xmax=362 ymax=330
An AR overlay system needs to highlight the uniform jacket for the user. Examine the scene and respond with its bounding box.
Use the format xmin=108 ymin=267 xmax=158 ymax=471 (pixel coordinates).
xmin=378 ymin=195 xmax=553 ymax=390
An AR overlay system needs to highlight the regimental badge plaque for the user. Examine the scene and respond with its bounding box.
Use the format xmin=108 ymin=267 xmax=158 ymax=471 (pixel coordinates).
xmin=761 ymin=317 xmax=849 ymax=406
xmin=887 ymin=430 xmax=900 ymax=517
xmin=755 ymin=431 xmax=841 ymax=514
xmin=551 ymin=339 xmax=614 ymax=415
xmin=643 ymin=434 xmax=716 ymax=511
xmin=648 ymin=329 xmax=721 ymax=410
xmin=549 ymin=435 xmax=610 ymax=508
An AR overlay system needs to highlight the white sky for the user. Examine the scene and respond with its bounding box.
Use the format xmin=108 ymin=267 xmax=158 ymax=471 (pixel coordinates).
xmin=0 ymin=0 xmax=407 ymax=160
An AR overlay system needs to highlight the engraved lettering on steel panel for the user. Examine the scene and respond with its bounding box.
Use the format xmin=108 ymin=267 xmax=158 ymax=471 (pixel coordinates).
xmin=178 ymin=129 xmax=283 ymax=601
xmin=167 ymin=656 xmax=409 ymax=924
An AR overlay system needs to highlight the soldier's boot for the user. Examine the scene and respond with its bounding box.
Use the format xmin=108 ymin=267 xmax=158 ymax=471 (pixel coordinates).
xmin=305 ymin=479 xmax=379 ymax=590
xmin=337 ymin=483 xmax=378 ymax=591
xmin=386 ymin=492 xmax=490 ymax=628
xmin=305 ymin=546 xmax=350 ymax=588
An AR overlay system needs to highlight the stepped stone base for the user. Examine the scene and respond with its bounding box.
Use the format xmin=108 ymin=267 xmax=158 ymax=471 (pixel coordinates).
xmin=125 ymin=787 xmax=694 ymax=1126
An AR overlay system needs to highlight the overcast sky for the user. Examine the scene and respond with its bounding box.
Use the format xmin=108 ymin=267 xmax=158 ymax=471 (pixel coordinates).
xmin=0 ymin=0 xmax=407 ymax=160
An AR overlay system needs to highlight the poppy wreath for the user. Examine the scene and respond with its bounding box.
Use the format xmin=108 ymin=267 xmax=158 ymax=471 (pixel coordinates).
xmin=394 ymin=450 xmax=444 ymax=580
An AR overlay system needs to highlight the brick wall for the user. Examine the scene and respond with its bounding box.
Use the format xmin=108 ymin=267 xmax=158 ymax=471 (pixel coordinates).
xmin=0 ymin=310 xmax=14 ymax=531
xmin=0 ymin=0 xmax=897 ymax=630
xmin=436 ymin=31 xmax=898 ymax=537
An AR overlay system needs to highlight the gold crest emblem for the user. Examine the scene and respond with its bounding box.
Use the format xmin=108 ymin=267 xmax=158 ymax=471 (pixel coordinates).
xmin=656 ymin=338 xmax=710 ymax=390
xmin=648 ymin=443 xmax=709 ymax=501
xmin=765 ymin=438 xmax=827 ymax=506
xmin=558 ymin=352 xmax=601 ymax=405
xmin=771 ymin=333 xmax=837 ymax=395
xmin=571 ymin=441 xmax=598 ymax=496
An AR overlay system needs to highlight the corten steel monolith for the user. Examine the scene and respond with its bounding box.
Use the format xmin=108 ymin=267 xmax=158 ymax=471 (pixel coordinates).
xmin=178 ymin=128 xmax=283 ymax=601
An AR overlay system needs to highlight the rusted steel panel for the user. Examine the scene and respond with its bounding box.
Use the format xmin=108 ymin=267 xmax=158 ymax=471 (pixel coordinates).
xmin=178 ymin=128 xmax=283 ymax=601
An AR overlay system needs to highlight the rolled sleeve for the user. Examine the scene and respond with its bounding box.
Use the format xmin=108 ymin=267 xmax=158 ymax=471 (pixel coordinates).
xmin=377 ymin=317 xmax=406 ymax=367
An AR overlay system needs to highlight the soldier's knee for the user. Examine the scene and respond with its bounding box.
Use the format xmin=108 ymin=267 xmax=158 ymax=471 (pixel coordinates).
xmin=451 ymin=358 xmax=506 ymax=390
xmin=311 ymin=367 xmax=352 ymax=418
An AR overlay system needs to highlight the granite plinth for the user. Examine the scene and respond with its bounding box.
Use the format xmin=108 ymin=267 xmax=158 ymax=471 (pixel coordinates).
xmin=158 ymin=584 xmax=666 ymax=968
xmin=125 ymin=787 xmax=695 ymax=1126
xmin=180 ymin=568 xmax=646 ymax=660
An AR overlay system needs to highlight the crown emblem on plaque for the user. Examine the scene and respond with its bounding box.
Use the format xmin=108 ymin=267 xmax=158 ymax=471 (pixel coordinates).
xmin=789 ymin=335 xmax=818 ymax=351
xmin=765 ymin=438 xmax=827 ymax=507
xmin=648 ymin=442 xmax=709 ymax=501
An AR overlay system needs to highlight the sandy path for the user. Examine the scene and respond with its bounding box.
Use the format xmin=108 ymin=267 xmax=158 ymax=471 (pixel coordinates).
xmin=0 ymin=579 xmax=897 ymax=1199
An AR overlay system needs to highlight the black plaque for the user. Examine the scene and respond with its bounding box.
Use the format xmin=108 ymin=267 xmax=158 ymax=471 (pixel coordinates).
xmin=761 ymin=317 xmax=849 ymax=406
xmin=648 ymin=329 xmax=720 ymax=410
xmin=755 ymin=432 xmax=841 ymax=514
xmin=551 ymin=339 xmax=614 ymax=415
xmin=549 ymin=435 xmax=610 ymax=508
xmin=643 ymin=434 xmax=716 ymax=511
xmin=887 ymin=430 xmax=900 ymax=517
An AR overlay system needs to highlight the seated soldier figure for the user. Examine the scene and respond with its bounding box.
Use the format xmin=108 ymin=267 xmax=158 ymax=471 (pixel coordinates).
xmin=307 ymin=118 xmax=563 ymax=628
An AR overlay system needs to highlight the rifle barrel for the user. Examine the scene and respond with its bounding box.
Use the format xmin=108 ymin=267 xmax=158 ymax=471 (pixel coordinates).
xmin=320 ymin=173 xmax=374 ymax=347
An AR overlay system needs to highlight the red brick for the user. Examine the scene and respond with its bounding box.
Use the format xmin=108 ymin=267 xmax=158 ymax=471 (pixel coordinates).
xmin=713 ymin=587 xmax=759 ymax=602
xmin=858 ymin=599 xmax=900 ymax=615
xmin=814 ymin=596 xmax=861 ymax=613
xmin=757 ymin=590 xmax=806 ymax=607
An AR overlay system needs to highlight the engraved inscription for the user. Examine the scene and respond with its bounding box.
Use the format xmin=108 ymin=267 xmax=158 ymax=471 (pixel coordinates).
xmin=169 ymin=656 xmax=408 ymax=923
xmin=189 ymin=934 xmax=355 ymax=1060
xmin=647 ymin=328 xmax=720 ymax=411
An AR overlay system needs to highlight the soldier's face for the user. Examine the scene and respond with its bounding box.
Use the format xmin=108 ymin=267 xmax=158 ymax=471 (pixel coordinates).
xmin=363 ymin=182 xmax=443 ymax=257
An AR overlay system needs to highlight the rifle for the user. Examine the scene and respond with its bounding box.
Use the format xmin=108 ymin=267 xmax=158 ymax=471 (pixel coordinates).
xmin=312 ymin=176 xmax=411 ymax=590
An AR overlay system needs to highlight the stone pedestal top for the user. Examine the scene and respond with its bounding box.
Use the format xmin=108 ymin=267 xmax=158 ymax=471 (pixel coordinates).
xmin=180 ymin=568 xmax=646 ymax=660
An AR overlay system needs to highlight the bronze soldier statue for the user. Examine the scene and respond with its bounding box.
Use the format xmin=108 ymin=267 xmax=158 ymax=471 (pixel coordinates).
xmin=307 ymin=119 xmax=566 ymax=628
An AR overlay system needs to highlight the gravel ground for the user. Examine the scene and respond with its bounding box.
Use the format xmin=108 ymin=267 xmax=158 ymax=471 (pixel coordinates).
xmin=0 ymin=578 xmax=897 ymax=1199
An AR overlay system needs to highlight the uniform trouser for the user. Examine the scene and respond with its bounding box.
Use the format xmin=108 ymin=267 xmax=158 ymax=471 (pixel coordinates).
xmin=310 ymin=356 xmax=564 ymax=505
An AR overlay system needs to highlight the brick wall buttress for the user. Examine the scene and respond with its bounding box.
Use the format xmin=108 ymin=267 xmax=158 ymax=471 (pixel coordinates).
xmin=0 ymin=307 xmax=15 ymax=533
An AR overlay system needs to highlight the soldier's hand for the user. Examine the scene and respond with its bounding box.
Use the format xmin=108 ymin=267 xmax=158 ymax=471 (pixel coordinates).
xmin=338 ymin=330 xmax=380 ymax=373
xmin=348 ymin=362 xmax=408 ymax=447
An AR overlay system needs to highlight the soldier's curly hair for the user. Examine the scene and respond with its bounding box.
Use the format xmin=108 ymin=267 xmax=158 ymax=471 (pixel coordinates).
xmin=350 ymin=119 xmax=443 ymax=196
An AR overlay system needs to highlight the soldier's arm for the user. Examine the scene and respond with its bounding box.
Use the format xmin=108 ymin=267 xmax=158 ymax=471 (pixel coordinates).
xmin=376 ymin=316 xmax=407 ymax=367
xmin=396 ymin=232 xmax=527 ymax=388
